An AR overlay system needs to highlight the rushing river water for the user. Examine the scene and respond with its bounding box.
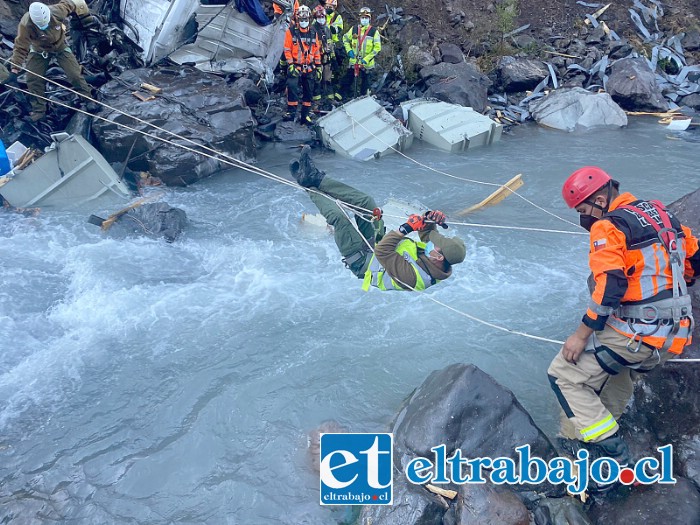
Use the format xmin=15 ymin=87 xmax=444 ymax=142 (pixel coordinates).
xmin=1 ymin=119 xmax=698 ymax=523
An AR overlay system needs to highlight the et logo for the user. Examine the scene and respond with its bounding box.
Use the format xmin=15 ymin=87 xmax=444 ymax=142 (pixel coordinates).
xmin=319 ymin=433 xmax=393 ymax=506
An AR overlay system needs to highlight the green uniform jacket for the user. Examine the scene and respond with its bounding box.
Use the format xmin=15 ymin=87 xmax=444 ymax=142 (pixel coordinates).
xmin=11 ymin=0 xmax=77 ymax=67
xmin=343 ymin=25 xmax=381 ymax=69
xmin=373 ymin=226 xmax=452 ymax=290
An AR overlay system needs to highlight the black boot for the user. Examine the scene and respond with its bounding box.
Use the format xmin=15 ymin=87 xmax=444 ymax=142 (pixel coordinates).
xmin=289 ymin=145 xmax=325 ymax=188
xmin=595 ymin=434 xmax=632 ymax=467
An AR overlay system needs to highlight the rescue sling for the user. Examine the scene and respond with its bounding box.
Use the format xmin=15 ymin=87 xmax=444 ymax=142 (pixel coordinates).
xmin=606 ymin=200 xmax=693 ymax=354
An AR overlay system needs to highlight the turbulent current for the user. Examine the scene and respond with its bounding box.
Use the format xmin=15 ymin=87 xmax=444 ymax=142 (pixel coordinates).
xmin=1 ymin=120 xmax=698 ymax=523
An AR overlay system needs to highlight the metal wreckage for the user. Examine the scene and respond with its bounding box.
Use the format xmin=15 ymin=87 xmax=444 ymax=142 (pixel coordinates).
xmin=0 ymin=0 xmax=289 ymax=237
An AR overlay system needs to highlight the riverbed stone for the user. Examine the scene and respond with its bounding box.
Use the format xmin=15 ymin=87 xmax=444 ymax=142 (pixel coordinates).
xmin=680 ymin=93 xmax=700 ymax=109
xmin=587 ymin=476 xmax=700 ymax=524
xmin=497 ymin=56 xmax=549 ymax=92
xmin=529 ymin=87 xmax=627 ymax=132
xmin=93 ymin=66 xmax=256 ymax=187
xmin=606 ymin=57 xmax=669 ymax=112
xmin=420 ymin=62 xmax=490 ymax=112
xmin=438 ymin=43 xmax=465 ymax=64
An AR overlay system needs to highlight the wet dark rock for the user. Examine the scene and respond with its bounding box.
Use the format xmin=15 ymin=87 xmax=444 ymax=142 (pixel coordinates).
xmin=454 ymin=484 xmax=530 ymax=524
xmin=680 ymin=93 xmax=700 ymax=109
xmin=359 ymin=476 xmax=446 ymax=525
xmin=419 ymin=62 xmax=490 ymax=112
xmin=273 ymin=121 xmax=317 ymax=143
xmin=232 ymin=77 xmax=263 ymax=107
xmin=606 ymin=57 xmax=669 ymax=112
xmin=683 ymin=30 xmax=700 ymax=52
xmin=587 ymin=477 xmax=700 ymax=524
xmin=102 ymin=202 xmax=187 ymax=242
xmin=533 ymin=497 xmax=592 ymax=525
xmin=392 ymin=364 xmax=563 ymax=497
xmin=496 ymin=56 xmax=549 ymax=93
xmin=93 ymin=66 xmax=256 ymax=186
xmin=438 ymin=43 xmax=465 ymax=64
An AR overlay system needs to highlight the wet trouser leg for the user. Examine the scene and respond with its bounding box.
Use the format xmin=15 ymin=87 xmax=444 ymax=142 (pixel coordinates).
xmin=55 ymin=48 xmax=92 ymax=98
xmin=25 ymin=52 xmax=51 ymax=114
xmin=548 ymin=326 xmax=670 ymax=443
xmin=310 ymin=177 xmax=378 ymax=273
xmin=300 ymin=72 xmax=314 ymax=119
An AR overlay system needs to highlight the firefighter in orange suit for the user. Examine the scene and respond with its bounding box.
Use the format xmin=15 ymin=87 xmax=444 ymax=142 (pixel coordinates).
xmin=283 ymin=5 xmax=321 ymax=125
xmin=548 ymin=166 xmax=700 ymax=487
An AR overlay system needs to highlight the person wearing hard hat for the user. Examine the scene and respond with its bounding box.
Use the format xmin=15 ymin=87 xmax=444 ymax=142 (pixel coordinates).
xmin=283 ymin=5 xmax=322 ymax=125
xmin=324 ymin=0 xmax=344 ymax=65
xmin=339 ymin=6 xmax=381 ymax=99
xmin=311 ymin=5 xmax=335 ymax=111
xmin=548 ymin=166 xmax=700 ymax=490
xmin=289 ymin=146 xmax=466 ymax=289
xmin=10 ymin=0 xmax=99 ymax=121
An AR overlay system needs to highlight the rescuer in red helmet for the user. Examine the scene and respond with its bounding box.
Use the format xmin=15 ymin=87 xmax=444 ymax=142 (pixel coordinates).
xmin=548 ymin=166 xmax=700 ymax=491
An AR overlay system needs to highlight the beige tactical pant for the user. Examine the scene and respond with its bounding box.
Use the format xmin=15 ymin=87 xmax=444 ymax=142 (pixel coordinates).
xmin=548 ymin=326 xmax=673 ymax=443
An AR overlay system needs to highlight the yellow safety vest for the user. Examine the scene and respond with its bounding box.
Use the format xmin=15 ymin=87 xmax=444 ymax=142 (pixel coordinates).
xmin=362 ymin=239 xmax=436 ymax=291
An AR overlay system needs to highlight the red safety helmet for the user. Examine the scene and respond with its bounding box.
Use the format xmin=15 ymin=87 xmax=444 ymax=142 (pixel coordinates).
xmin=562 ymin=166 xmax=612 ymax=208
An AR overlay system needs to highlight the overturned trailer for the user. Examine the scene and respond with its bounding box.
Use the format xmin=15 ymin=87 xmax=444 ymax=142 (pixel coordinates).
xmin=119 ymin=0 xmax=288 ymax=81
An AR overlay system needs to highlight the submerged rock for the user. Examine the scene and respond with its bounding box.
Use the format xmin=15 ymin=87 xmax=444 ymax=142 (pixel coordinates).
xmin=529 ymin=87 xmax=628 ymax=132
xmin=93 ymin=202 xmax=187 ymax=242
xmin=93 ymin=66 xmax=256 ymax=186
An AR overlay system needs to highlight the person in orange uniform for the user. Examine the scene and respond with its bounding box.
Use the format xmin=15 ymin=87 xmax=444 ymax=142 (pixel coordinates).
xmin=548 ymin=166 xmax=700 ymax=488
xmin=283 ymin=5 xmax=321 ymax=125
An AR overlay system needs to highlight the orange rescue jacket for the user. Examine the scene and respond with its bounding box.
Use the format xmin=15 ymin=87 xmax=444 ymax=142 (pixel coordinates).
xmin=284 ymin=25 xmax=321 ymax=69
xmin=585 ymin=193 xmax=700 ymax=353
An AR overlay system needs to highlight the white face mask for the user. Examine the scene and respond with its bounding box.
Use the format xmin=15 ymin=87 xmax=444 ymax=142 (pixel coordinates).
xmin=299 ymin=19 xmax=309 ymax=28
xmin=316 ymin=17 xmax=325 ymax=25
xmin=360 ymin=17 xmax=370 ymax=26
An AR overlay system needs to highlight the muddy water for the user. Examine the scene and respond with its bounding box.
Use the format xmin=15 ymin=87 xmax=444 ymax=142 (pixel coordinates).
xmin=0 ymin=119 xmax=698 ymax=523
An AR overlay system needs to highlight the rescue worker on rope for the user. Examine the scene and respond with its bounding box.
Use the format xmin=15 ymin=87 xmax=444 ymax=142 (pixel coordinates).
xmin=340 ymin=6 xmax=381 ymax=100
xmin=10 ymin=0 xmax=100 ymax=121
xmin=548 ymin=166 xmax=700 ymax=490
xmin=311 ymin=5 xmax=335 ymax=112
xmin=289 ymin=145 xmax=466 ymax=289
xmin=283 ymin=5 xmax=321 ymax=125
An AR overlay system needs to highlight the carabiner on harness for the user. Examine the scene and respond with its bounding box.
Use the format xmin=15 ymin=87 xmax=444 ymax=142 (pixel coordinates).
xmin=625 ymin=320 xmax=660 ymax=353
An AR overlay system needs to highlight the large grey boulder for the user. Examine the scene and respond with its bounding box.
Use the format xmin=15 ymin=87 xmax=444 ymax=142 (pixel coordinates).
xmin=497 ymin=56 xmax=549 ymax=92
xmin=94 ymin=202 xmax=187 ymax=242
xmin=606 ymin=57 xmax=669 ymax=112
xmin=420 ymin=62 xmax=491 ymax=113
xmin=405 ymin=45 xmax=437 ymax=72
xmin=438 ymin=43 xmax=465 ymax=64
xmin=360 ymin=363 xmax=564 ymax=525
xmin=93 ymin=66 xmax=256 ymax=186
xmin=529 ymin=87 xmax=628 ymax=132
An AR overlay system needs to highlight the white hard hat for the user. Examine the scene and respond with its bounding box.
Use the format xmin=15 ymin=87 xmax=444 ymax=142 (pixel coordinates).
xmin=29 ymin=2 xmax=51 ymax=30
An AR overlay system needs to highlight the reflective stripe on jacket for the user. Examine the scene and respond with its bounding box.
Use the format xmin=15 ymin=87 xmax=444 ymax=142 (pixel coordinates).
xmin=585 ymin=192 xmax=700 ymax=353
xmin=362 ymin=238 xmax=435 ymax=291
xmin=343 ymin=25 xmax=381 ymax=69
xmin=284 ymin=26 xmax=321 ymax=67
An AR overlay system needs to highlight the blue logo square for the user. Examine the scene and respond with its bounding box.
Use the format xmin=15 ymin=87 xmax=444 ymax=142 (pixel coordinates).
xmin=319 ymin=433 xmax=393 ymax=506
